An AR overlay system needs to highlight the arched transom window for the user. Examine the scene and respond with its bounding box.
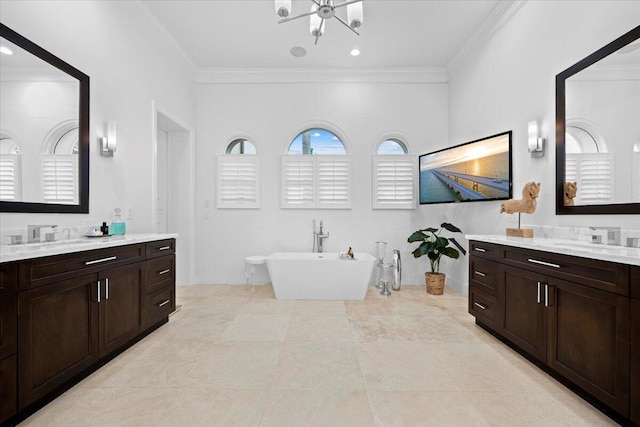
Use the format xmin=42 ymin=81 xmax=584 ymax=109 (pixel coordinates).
xmin=372 ymin=138 xmax=416 ymax=209
xmin=282 ymin=127 xmax=350 ymax=209
xmin=217 ymin=137 xmax=260 ymax=209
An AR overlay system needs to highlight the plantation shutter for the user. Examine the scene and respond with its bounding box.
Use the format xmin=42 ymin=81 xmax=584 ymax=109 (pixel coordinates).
xmin=566 ymin=153 xmax=613 ymax=204
xmin=316 ymin=156 xmax=350 ymax=208
xmin=217 ymin=155 xmax=260 ymax=208
xmin=281 ymin=155 xmax=351 ymax=209
xmin=281 ymin=156 xmax=315 ymax=208
xmin=372 ymin=155 xmax=416 ymax=209
xmin=41 ymin=154 xmax=77 ymax=204
xmin=0 ymin=154 xmax=21 ymax=201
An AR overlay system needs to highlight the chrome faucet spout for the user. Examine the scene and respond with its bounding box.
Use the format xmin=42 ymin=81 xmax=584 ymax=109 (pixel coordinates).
xmin=28 ymin=224 xmax=58 ymax=243
xmin=588 ymin=226 xmax=621 ymax=246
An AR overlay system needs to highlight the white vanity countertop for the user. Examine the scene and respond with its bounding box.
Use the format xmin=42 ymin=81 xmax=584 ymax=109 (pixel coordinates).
xmin=466 ymin=234 xmax=640 ymax=267
xmin=0 ymin=233 xmax=178 ymax=263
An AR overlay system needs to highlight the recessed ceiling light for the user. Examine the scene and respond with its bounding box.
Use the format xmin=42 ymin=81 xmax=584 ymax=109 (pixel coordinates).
xmin=0 ymin=46 xmax=13 ymax=55
xmin=290 ymin=46 xmax=307 ymax=58
xmin=350 ymin=48 xmax=360 ymax=57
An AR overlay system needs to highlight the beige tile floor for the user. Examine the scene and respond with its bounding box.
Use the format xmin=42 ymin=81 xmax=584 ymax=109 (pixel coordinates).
xmin=22 ymin=284 xmax=616 ymax=426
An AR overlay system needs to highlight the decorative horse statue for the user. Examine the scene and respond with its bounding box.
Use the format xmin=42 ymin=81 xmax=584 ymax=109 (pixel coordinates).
xmin=500 ymin=182 xmax=540 ymax=214
xmin=564 ymin=181 xmax=577 ymax=206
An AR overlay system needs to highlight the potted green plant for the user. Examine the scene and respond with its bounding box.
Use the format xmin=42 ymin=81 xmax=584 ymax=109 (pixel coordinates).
xmin=407 ymin=222 xmax=466 ymax=295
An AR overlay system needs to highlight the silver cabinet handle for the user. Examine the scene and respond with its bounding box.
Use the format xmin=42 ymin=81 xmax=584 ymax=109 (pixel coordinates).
xmin=159 ymin=246 xmax=171 ymax=251
xmin=545 ymin=284 xmax=549 ymax=307
xmin=85 ymin=256 xmax=117 ymax=266
xmin=473 ymin=302 xmax=486 ymax=310
xmin=105 ymin=278 xmax=109 ymax=300
xmin=158 ymin=300 xmax=170 ymax=307
xmin=527 ymin=258 xmax=560 ymax=269
xmin=97 ymin=280 xmax=101 ymax=303
xmin=159 ymin=269 xmax=171 ymax=275
xmin=537 ymin=281 xmax=541 ymax=304
xmin=474 ymin=271 xmax=486 ymax=277
xmin=474 ymin=247 xmax=486 ymax=253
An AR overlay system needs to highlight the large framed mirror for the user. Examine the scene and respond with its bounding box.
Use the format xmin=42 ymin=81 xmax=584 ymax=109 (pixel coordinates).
xmin=0 ymin=23 xmax=89 ymax=213
xmin=556 ymin=25 xmax=640 ymax=215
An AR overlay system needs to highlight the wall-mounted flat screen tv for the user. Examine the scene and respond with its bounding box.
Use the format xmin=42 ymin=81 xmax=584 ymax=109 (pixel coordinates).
xmin=419 ymin=131 xmax=512 ymax=205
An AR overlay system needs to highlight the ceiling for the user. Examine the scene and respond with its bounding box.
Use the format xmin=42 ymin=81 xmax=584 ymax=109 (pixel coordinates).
xmin=140 ymin=0 xmax=502 ymax=70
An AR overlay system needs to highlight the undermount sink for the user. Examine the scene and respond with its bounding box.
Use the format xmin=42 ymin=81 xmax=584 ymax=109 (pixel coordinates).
xmin=546 ymin=240 xmax=640 ymax=258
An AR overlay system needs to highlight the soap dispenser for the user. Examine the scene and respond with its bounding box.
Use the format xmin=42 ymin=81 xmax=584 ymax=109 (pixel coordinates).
xmin=110 ymin=208 xmax=126 ymax=235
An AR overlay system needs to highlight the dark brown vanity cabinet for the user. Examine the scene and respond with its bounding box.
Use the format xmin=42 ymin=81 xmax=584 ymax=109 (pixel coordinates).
xmin=18 ymin=274 xmax=99 ymax=409
xmin=469 ymin=241 xmax=634 ymax=422
xmin=0 ymin=262 xmax=18 ymax=423
xmin=2 ymin=238 xmax=175 ymax=421
xmin=631 ymin=266 xmax=640 ymax=425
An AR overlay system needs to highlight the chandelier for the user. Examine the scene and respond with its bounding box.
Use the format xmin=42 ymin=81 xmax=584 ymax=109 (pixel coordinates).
xmin=275 ymin=0 xmax=364 ymax=45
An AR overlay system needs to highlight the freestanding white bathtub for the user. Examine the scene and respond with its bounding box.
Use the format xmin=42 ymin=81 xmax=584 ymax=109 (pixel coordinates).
xmin=266 ymin=252 xmax=376 ymax=300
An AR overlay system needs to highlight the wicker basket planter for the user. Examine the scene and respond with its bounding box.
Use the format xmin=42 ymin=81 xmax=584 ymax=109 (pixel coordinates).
xmin=425 ymin=272 xmax=445 ymax=295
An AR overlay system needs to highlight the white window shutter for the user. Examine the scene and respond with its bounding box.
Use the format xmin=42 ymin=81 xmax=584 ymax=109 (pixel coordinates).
xmin=0 ymin=154 xmax=22 ymax=201
xmin=566 ymin=153 xmax=613 ymax=204
xmin=281 ymin=156 xmax=315 ymax=208
xmin=372 ymin=155 xmax=416 ymax=209
xmin=316 ymin=156 xmax=350 ymax=209
xmin=41 ymin=154 xmax=77 ymax=204
xmin=217 ymin=155 xmax=260 ymax=209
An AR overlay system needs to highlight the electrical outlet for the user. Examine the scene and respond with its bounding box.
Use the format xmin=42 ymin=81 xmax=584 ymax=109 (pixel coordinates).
xmin=127 ymin=208 xmax=134 ymax=220
xmin=507 ymin=213 xmax=518 ymax=223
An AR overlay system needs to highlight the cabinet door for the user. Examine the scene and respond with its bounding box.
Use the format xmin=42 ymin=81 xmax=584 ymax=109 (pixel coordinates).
xmin=500 ymin=265 xmax=547 ymax=362
xmin=631 ymin=299 xmax=639 ymax=425
xmin=0 ymin=355 xmax=17 ymax=423
xmin=546 ymin=277 xmax=630 ymax=416
xmin=18 ymin=275 xmax=99 ymax=409
xmin=98 ymin=263 xmax=143 ymax=358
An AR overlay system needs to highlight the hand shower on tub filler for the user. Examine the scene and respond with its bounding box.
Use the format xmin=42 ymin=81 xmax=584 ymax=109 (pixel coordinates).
xmin=312 ymin=219 xmax=329 ymax=253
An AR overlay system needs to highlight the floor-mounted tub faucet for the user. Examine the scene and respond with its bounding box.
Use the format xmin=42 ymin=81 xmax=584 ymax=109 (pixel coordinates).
xmin=313 ymin=220 xmax=329 ymax=253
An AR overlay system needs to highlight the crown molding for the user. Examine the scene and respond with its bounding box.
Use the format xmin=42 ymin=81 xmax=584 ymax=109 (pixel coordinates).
xmin=447 ymin=0 xmax=527 ymax=73
xmin=127 ymin=1 xmax=198 ymax=80
xmin=196 ymin=67 xmax=448 ymax=84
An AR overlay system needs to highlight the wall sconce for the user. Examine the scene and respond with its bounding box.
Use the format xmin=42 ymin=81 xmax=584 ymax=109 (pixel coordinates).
xmin=100 ymin=120 xmax=117 ymax=157
xmin=528 ymin=120 xmax=545 ymax=158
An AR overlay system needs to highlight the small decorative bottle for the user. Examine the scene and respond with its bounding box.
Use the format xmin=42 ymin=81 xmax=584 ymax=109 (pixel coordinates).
xmin=110 ymin=208 xmax=126 ymax=235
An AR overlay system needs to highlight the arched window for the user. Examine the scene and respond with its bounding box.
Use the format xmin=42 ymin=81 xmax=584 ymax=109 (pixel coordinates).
xmin=564 ymin=121 xmax=612 ymax=204
xmin=282 ymin=127 xmax=350 ymax=209
xmin=377 ymin=139 xmax=408 ymax=155
xmin=0 ymin=132 xmax=22 ymax=201
xmin=287 ymin=128 xmax=347 ymax=155
xmin=217 ymin=137 xmax=260 ymax=209
xmin=226 ymin=139 xmax=256 ymax=155
xmin=372 ymin=138 xmax=416 ymax=209
xmin=41 ymin=120 xmax=79 ymax=204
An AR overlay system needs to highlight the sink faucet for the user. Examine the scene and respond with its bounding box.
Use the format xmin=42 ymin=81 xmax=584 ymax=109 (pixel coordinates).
xmin=313 ymin=220 xmax=329 ymax=253
xmin=588 ymin=226 xmax=621 ymax=246
xmin=28 ymin=225 xmax=58 ymax=243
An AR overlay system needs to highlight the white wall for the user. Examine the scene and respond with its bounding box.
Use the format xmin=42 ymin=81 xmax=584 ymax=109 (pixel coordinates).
xmin=0 ymin=1 xmax=195 ymax=236
xmin=194 ymin=81 xmax=448 ymax=286
xmin=440 ymin=0 xmax=640 ymax=293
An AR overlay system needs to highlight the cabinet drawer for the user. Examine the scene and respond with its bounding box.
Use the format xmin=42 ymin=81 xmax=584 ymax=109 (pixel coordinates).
xmin=469 ymin=241 xmax=501 ymax=260
xmin=143 ymin=285 xmax=175 ymax=326
xmin=145 ymin=255 xmax=175 ymax=293
xmin=19 ymin=244 xmax=145 ymax=289
xmin=0 ymin=296 xmax=17 ymax=360
xmin=145 ymin=239 xmax=175 ymax=259
xmin=0 ymin=355 xmax=17 ymax=423
xmin=469 ymin=286 xmax=498 ymax=329
xmin=469 ymin=257 xmax=499 ymax=296
xmin=0 ymin=262 xmax=17 ymax=295
xmin=502 ymin=246 xmax=629 ymax=296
